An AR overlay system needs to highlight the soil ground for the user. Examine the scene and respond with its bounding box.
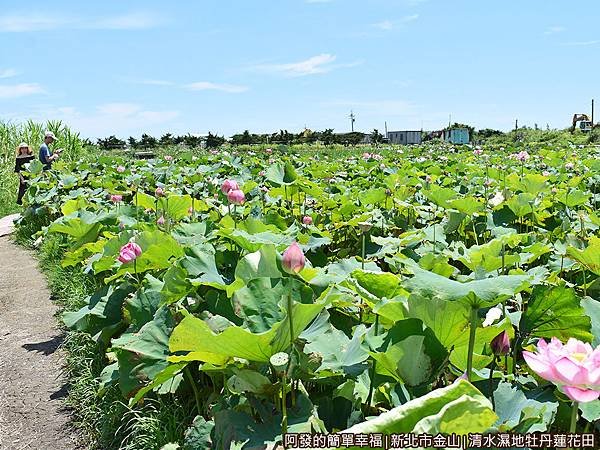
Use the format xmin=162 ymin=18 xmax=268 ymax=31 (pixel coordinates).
xmin=0 ymin=232 xmax=82 ymax=450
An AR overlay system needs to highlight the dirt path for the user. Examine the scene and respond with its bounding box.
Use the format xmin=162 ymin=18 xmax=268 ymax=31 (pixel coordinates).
xmin=0 ymin=235 xmax=82 ymax=450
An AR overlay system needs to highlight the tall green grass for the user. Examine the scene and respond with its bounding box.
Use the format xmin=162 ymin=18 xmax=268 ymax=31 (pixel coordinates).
xmin=0 ymin=120 xmax=85 ymax=217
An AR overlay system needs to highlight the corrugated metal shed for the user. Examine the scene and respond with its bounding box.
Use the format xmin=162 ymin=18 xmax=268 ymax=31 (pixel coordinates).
xmin=443 ymin=128 xmax=470 ymax=144
xmin=387 ymin=131 xmax=422 ymax=145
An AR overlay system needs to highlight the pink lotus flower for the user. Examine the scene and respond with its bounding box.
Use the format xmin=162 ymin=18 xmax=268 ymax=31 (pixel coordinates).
xmin=473 ymin=148 xmax=483 ymax=156
xmin=157 ymin=215 xmax=165 ymax=226
xmin=188 ymin=206 xmax=193 ymax=215
xmin=116 ymin=165 xmax=126 ymax=173
xmin=565 ymin=162 xmax=575 ymax=170
xmin=110 ymin=194 xmax=123 ymax=203
xmin=118 ymin=242 xmax=142 ymax=264
xmin=221 ymin=179 xmax=239 ymax=195
xmin=165 ymin=155 xmax=173 ymax=161
xmin=259 ymin=171 xmax=265 ymax=177
xmin=266 ymin=148 xmax=273 ymax=154
xmin=282 ymin=242 xmax=306 ymax=274
xmin=227 ymin=189 xmax=245 ymax=205
xmin=302 ymin=215 xmax=313 ymax=225
xmin=542 ymin=171 xmax=551 ymax=177
xmin=515 ymin=151 xmax=530 ymax=162
xmin=523 ymin=337 xmax=600 ymax=403
xmin=155 ymin=187 xmax=164 ymax=197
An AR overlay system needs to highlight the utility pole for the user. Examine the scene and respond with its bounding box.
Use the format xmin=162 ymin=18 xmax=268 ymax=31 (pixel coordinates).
xmin=384 ymin=121 xmax=388 ymax=137
xmin=515 ymin=119 xmax=518 ymax=131
xmin=592 ymin=99 xmax=595 ymax=125
xmin=349 ymin=111 xmax=356 ymax=132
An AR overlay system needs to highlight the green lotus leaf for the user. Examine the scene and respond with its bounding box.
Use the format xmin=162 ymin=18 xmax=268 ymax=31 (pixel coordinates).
xmin=169 ymin=301 xmax=324 ymax=363
xmin=520 ymin=285 xmax=593 ymax=342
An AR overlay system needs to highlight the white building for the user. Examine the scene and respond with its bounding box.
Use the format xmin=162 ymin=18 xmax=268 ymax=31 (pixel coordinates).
xmin=387 ymin=131 xmax=422 ymax=145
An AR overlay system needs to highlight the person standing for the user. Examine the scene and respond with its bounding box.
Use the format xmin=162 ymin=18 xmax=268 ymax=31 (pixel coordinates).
xmin=39 ymin=131 xmax=61 ymax=170
xmin=15 ymin=142 xmax=34 ymax=205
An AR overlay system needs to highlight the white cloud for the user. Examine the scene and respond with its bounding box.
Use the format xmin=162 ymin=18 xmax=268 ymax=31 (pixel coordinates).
xmin=0 ymin=83 xmax=44 ymax=98
xmin=91 ymin=13 xmax=163 ymax=30
xmin=0 ymin=12 xmax=163 ymax=32
xmin=562 ymin=40 xmax=599 ymax=46
xmin=253 ymin=54 xmax=357 ymax=77
xmin=544 ymin=26 xmax=566 ymax=35
xmin=40 ymin=103 xmax=180 ymax=138
xmin=373 ymin=15 xmax=419 ymax=31
xmin=185 ymin=81 xmax=248 ymax=93
xmin=0 ymin=68 xmax=19 ymax=79
xmin=96 ymin=103 xmax=142 ymax=116
xmin=373 ymin=20 xmax=394 ymax=31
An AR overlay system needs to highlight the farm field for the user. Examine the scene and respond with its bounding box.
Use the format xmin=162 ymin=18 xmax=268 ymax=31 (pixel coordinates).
xmin=6 ymin=139 xmax=600 ymax=449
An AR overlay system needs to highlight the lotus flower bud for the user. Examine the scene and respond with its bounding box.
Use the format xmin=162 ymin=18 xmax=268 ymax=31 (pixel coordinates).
xmin=491 ymin=330 xmax=511 ymax=356
xmin=282 ymin=242 xmax=306 ymax=274
xmin=227 ymin=189 xmax=245 ymax=205
xmin=116 ymin=165 xmax=126 ymax=173
xmin=155 ymin=187 xmax=164 ymax=197
xmin=117 ymin=242 xmax=142 ymax=264
xmin=164 ymin=155 xmax=173 ymax=161
xmin=302 ymin=215 xmax=313 ymax=225
xmin=157 ymin=215 xmax=165 ymax=226
xmin=221 ymin=179 xmax=239 ymax=194
xmin=110 ymin=194 xmax=122 ymax=203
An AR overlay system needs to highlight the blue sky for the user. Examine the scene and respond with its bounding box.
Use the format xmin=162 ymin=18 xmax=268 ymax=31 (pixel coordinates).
xmin=1 ymin=0 xmax=598 ymax=138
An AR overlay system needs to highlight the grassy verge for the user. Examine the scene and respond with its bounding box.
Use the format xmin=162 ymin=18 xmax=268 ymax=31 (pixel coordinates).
xmin=23 ymin=233 xmax=195 ymax=449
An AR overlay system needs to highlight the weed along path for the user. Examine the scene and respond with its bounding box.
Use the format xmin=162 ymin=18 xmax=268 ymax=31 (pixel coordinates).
xmin=0 ymin=233 xmax=81 ymax=450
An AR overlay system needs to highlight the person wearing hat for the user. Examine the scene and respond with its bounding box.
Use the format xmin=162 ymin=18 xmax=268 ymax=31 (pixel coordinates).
xmin=15 ymin=142 xmax=34 ymax=205
xmin=39 ymin=131 xmax=62 ymax=170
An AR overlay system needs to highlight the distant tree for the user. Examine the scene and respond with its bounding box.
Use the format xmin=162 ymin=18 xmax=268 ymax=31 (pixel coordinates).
xmin=160 ymin=133 xmax=174 ymax=146
xmin=140 ymin=133 xmax=158 ymax=149
xmin=371 ymin=129 xmax=384 ymax=145
xmin=97 ymin=135 xmax=125 ymax=150
xmin=475 ymin=128 xmax=504 ymax=139
xmin=321 ymin=128 xmax=335 ymax=145
xmin=128 ymin=136 xmax=139 ymax=148
xmin=206 ymin=132 xmax=225 ymax=148
xmin=182 ymin=134 xmax=202 ymax=147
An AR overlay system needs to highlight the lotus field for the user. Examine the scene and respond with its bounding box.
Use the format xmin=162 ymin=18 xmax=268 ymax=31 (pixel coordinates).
xmin=16 ymin=143 xmax=600 ymax=448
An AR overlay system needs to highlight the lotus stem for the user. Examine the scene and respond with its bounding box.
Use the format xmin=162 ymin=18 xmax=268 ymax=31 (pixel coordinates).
xmin=185 ymin=367 xmax=202 ymax=415
xmin=569 ymin=401 xmax=579 ymax=443
xmin=361 ymin=231 xmax=366 ymax=270
xmin=488 ymin=357 xmax=496 ymax=409
xmin=281 ymin=371 xmax=288 ymax=436
xmin=287 ymin=293 xmax=295 ymax=406
xmin=472 ymin=220 xmax=479 ymax=246
xmin=466 ymin=307 xmax=478 ymax=382
xmin=366 ymin=314 xmax=379 ymax=408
